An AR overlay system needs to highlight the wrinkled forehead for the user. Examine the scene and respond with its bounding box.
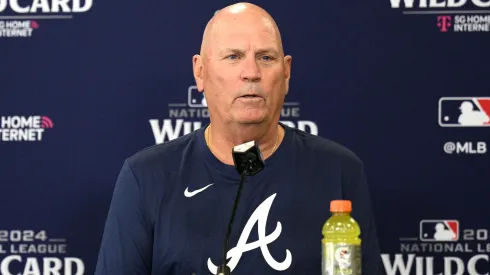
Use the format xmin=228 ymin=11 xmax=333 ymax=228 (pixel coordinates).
xmin=207 ymin=17 xmax=281 ymax=57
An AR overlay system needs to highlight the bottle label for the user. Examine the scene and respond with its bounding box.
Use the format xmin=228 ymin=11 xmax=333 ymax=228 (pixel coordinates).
xmin=322 ymin=243 xmax=361 ymax=275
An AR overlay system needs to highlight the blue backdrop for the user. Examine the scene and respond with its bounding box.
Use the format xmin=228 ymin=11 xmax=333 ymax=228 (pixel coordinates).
xmin=1 ymin=0 xmax=490 ymax=274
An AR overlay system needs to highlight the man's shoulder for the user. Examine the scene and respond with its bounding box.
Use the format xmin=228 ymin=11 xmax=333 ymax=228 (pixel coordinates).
xmin=289 ymin=127 xmax=363 ymax=168
xmin=125 ymin=131 xmax=198 ymax=173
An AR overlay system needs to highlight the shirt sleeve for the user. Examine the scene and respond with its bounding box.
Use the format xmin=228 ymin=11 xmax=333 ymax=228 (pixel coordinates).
xmin=342 ymin=160 xmax=383 ymax=275
xmin=94 ymin=159 xmax=153 ymax=275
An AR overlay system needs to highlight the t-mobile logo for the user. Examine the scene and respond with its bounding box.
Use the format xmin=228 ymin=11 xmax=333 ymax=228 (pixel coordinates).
xmin=437 ymin=16 xmax=452 ymax=32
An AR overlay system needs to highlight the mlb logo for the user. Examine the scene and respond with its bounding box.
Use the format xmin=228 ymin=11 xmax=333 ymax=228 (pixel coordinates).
xmin=419 ymin=220 xmax=459 ymax=242
xmin=188 ymin=86 xmax=207 ymax=108
xmin=438 ymin=97 xmax=490 ymax=127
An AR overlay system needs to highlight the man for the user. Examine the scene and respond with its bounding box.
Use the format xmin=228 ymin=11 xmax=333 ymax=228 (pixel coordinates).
xmin=95 ymin=3 xmax=382 ymax=274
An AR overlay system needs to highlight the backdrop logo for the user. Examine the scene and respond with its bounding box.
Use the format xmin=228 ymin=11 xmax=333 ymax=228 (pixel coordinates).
xmin=437 ymin=15 xmax=452 ymax=31
xmin=0 ymin=229 xmax=84 ymax=275
xmin=0 ymin=20 xmax=38 ymax=37
xmin=0 ymin=115 xmax=53 ymax=142
xmin=149 ymin=85 xmax=319 ymax=144
xmin=390 ymin=0 xmax=490 ymax=32
xmin=420 ymin=220 xmax=459 ymax=241
xmin=453 ymin=15 xmax=490 ymax=32
xmin=381 ymin=219 xmax=490 ymax=275
xmin=443 ymin=141 xmax=487 ymax=154
xmin=0 ymin=0 xmax=93 ymax=38
xmin=188 ymin=86 xmax=207 ymax=108
xmin=439 ymin=97 xmax=490 ymax=127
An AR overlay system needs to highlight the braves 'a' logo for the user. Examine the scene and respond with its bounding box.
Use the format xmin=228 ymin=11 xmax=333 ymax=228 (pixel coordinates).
xmin=207 ymin=193 xmax=292 ymax=274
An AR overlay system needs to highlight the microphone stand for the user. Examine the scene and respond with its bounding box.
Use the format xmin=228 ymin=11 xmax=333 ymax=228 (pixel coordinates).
xmin=217 ymin=160 xmax=255 ymax=275
xmin=217 ymin=142 xmax=264 ymax=275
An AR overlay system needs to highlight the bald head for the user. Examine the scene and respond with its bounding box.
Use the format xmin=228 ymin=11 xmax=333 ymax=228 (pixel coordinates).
xmin=191 ymin=2 xmax=292 ymax=130
xmin=199 ymin=3 xmax=284 ymax=60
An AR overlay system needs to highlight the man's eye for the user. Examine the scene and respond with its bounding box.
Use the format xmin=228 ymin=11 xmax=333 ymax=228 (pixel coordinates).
xmin=227 ymin=55 xmax=239 ymax=60
xmin=261 ymin=56 xmax=273 ymax=61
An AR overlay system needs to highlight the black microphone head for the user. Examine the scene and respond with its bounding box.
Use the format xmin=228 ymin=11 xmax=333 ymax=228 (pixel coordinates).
xmin=245 ymin=152 xmax=256 ymax=161
xmin=232 ymin=140 xmax=265 ymax=176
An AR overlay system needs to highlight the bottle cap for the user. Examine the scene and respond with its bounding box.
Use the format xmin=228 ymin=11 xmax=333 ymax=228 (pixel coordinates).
xmin=330 ymin=200 xmax=352 ymax=212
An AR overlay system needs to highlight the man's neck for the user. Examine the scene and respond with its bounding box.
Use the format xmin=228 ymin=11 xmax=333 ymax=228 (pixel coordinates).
xmin=205 ymin=122 xmax=284 ymax=165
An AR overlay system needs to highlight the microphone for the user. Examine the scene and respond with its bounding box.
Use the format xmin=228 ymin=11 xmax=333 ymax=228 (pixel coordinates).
xmin=217 ymin=140 xmax=265 ymax=275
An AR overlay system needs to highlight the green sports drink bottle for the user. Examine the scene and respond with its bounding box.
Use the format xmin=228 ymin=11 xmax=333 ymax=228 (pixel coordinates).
xmin=321 ymin=200 xmax=362 ymax=275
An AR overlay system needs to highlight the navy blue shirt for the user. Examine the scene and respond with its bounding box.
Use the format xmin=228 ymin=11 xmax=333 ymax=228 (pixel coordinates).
xmin=95 ymin=123 xmax=382 ymax=274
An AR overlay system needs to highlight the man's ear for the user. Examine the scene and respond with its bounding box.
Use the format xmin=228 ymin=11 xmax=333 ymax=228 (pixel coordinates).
xmin=193 ymin=54 xmax=204 ymax=92
xmin=283 ymin=55 xmax=292 ymax=95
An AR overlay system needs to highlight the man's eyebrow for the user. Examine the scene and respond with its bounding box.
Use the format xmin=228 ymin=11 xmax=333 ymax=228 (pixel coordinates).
xmin=219 ymin=48 xmax=279 ymax=55
xmin=219 ymin=48 xmax=245 ymax=55
xmin=255 ymin=48 xmax=279 ymax=56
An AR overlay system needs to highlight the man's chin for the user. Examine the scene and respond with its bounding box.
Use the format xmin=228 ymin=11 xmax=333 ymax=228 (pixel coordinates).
xmin=233 ymin=115 xmax=267 ymax=125
xmin=230 ymin=109 xmax=270 ymax=124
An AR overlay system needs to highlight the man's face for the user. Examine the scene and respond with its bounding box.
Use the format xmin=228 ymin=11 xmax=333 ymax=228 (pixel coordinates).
xmin=199 ymin=16 xmax=291 ymax=125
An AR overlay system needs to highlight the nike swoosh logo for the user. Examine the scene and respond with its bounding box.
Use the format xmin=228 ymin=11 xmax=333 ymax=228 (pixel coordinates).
xmin=184 ymin=183 xmax=214 ymax=197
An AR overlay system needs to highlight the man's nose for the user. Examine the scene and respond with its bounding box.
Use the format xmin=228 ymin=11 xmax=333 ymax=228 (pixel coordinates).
xmin=240 ymin=57 xmax=261 ymax=82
